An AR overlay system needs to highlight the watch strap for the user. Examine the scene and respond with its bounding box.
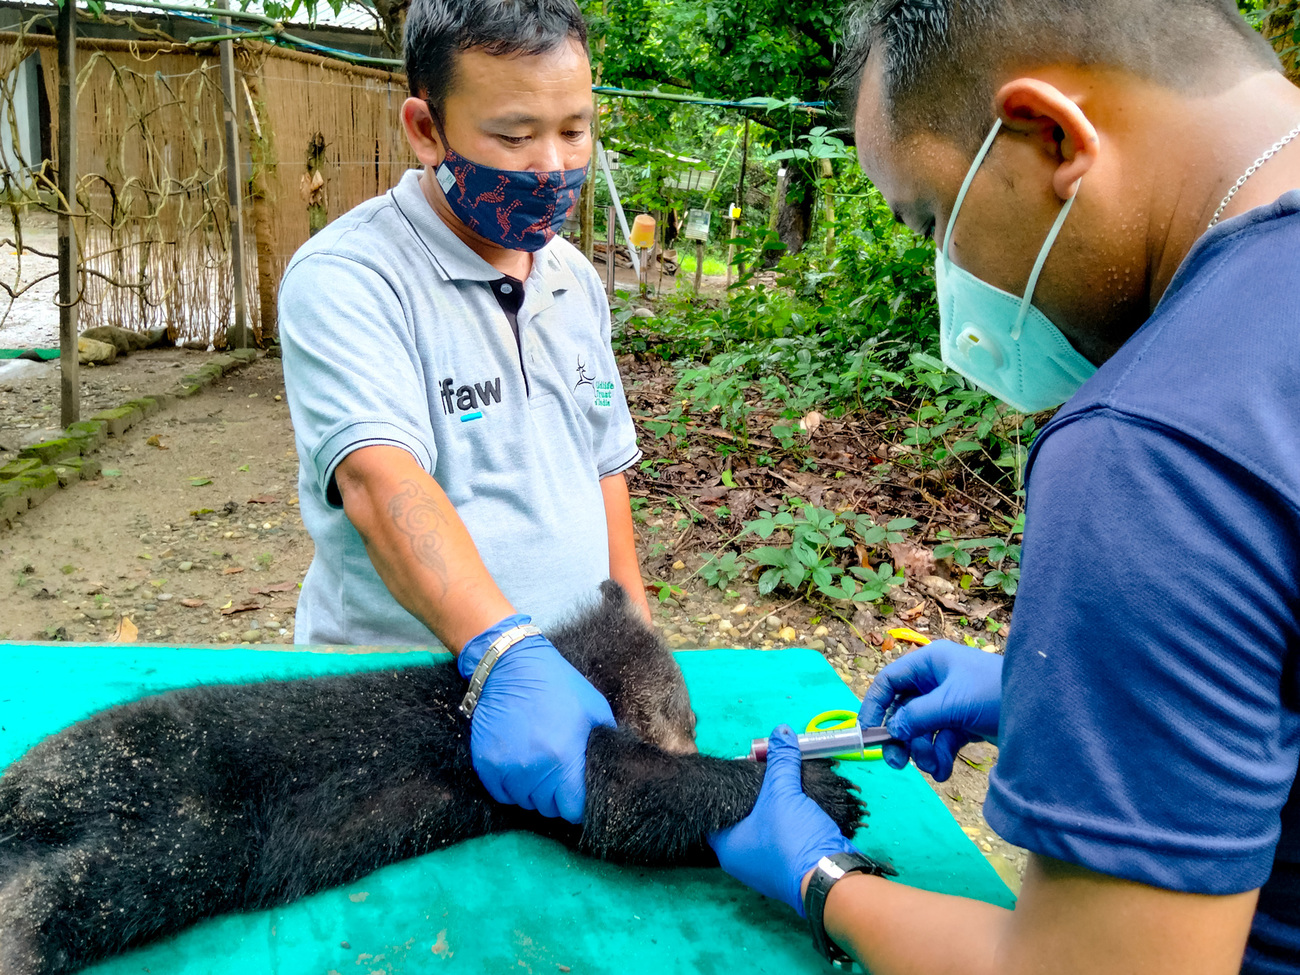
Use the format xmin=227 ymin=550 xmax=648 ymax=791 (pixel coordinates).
xmin=803 ymin=851 xmax=891 ymax=968
xmin=457 ymin=623 xmax=541 ymax=719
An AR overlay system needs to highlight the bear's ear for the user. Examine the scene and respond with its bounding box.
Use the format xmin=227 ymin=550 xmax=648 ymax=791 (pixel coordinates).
xmin=599 ymin=579 xmax=628 ymax=607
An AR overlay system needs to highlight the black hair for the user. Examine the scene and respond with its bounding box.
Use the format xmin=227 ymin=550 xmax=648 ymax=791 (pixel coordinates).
xmin=834 ymin=0 xmax=1282 ymax=150
xmin=403 ymin=0 xmax=589 ymax=106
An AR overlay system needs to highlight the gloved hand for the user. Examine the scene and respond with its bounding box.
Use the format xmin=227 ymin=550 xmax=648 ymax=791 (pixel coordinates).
xmin=707 ymin=725 xmax=857 ymax=916
xmin=859 ymin=639 xmax=1002 ymax=782
xmin=459 ymin=614 xmax=615 ymax=824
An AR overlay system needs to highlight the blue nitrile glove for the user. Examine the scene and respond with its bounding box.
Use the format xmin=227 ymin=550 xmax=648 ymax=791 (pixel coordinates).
xmin=459 ymin=614 xmax=615 ymax=824
xmin=859 ymin=639 xmax=1002 ymax=782
xmin=707 ymin=725 xmax=857 ymax=916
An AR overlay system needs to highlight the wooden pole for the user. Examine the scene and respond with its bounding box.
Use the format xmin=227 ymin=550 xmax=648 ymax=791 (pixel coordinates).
xmin=725 ymin=214 xmax=736 ymax=287
xmin=57 ymin=0 xmax=78 ymax=426
xmin=216 ymin=0 xmax=250 ymax=349
xmin=605 ymin=204 xmax=616 ymax=298
xmin=735 ymin=117 xmax=749 ymax=279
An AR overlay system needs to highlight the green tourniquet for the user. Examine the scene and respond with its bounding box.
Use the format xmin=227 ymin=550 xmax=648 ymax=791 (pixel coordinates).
xmin=0 ymin=643 xmax=1014 ymax=974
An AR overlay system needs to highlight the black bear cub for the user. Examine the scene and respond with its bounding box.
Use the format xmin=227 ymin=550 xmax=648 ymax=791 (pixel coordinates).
xmin=0 ymin=581 xmax=867 ymax=974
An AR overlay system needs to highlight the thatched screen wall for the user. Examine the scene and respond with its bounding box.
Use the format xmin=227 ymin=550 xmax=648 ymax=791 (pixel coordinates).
xmin=2 ymin=30 xmax=414 ymax=345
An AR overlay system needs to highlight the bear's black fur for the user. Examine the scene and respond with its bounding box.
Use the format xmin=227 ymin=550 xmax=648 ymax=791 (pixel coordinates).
xmin=0 ymin=580 xmax=867 ymax=974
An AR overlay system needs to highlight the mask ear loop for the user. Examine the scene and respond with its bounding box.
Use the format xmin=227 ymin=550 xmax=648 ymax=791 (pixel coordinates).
xmin=1011 ymin=186 xmax=1077 ymax=341
xmin=943 ymin=119 xmax=1003 ymax=262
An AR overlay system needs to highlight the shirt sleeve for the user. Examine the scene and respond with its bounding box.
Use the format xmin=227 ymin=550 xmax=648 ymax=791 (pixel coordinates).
xmin=279 ymin=253 xmax=437 ymax=507
xmin=583 ymin=270 xmax=641 ymax=479
xmin=984 ymin=407 xmax=1300 ymax=895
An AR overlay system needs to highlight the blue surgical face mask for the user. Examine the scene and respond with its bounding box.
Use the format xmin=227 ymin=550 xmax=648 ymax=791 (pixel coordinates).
xmin=935 ymin=118 xmax=1097 ymax=413
xmin=430 ymin=108 xmax=587 ymax=253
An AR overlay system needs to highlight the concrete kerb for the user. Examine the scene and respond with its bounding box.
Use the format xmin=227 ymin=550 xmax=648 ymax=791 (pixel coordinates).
xmin=0 ymin=350 xmax=262 ymax=528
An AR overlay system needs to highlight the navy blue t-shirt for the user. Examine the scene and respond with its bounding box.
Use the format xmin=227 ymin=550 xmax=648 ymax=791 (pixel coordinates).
xmin=984 ymin=191 xmax=1300 ymax=972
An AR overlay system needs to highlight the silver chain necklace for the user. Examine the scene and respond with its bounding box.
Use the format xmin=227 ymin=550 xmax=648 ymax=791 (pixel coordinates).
xmin=1208 ymin=119 xmax=1300 ymax=229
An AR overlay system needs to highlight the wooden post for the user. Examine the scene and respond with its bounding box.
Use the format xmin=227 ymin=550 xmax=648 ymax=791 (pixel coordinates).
xmin=216 ymin=0 xmax=250 ymax=349
xmin=243 ymin=71 xmax=278 ymax=342
xmin=56 ymin=0 xmax=78 ymax=426
xmin=605 ymin=204 xmax=616 ymax=298
xmin=693 ymin=239 xmax=703 ymax=294
xmin=725 ymin=214 xmax=736 ymax=287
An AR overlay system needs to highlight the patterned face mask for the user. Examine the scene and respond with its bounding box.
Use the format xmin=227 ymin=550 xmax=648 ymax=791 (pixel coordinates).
xmin=430 ymin=108 xmax=587 ymax=253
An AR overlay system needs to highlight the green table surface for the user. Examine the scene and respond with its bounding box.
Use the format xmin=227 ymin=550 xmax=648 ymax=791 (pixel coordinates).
xmin=0 ymin=643 xmax=1014 ymax=974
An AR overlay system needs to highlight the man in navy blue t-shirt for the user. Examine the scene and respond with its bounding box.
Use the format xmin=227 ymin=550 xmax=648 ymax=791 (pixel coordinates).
xmin=703 ymin=1 xmax=1300 ymax=972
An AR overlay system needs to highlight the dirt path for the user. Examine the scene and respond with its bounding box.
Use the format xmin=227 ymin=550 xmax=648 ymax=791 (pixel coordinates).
xmin=0 ymin=349 xmax=1024 ymax=890
xmin=0 ymin=354 xmax=311 ymax=646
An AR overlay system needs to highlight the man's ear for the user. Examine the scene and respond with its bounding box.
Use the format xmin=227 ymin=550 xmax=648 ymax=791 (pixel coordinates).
xmin=994 ymin=78 xmax=1099 ymax=200
xmin=400 ymin=97 xmax=444 ymax=169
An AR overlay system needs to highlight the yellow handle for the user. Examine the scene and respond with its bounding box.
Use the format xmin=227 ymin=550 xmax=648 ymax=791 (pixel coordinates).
xmin=805 ymin=709 xmax=883 ymax=762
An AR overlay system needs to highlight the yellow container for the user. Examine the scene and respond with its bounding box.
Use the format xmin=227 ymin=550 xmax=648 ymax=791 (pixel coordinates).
xmin=629 ymin=213 xmax=656 ymax=249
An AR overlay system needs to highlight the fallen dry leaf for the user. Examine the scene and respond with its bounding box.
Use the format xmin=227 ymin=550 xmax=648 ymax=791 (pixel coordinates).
xmin=249 ymin=581 xmax=296 ymax=596
xmin=179 ymin=598 xmax=205 ymax=608
xmin=221 ymin=601 xmax=262 ymax=616
xmin=899 ymin=602 xmax=927 ymax=622
xmin=247 ymin=495 xmax=277 ymax=504
xmin=880 ymin=635 xmax=895 ymax=652
xmin=114 ymin=616 xmax=138 ymax=642
xmin=889 ymin=542 xmax=937 ymax=580
xmin=145 ymin=434 xmax=168 ymax=450
xmin=222 ymin=566 xmax=245 ymax=575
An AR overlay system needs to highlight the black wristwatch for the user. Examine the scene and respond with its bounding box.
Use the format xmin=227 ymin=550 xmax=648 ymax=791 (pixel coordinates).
xmin=803 ymin=851 xmax=892 ymax=969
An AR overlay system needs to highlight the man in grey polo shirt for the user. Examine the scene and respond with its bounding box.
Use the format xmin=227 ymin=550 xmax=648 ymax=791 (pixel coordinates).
xmin=277 ymin=0 xmax=647 ymax=827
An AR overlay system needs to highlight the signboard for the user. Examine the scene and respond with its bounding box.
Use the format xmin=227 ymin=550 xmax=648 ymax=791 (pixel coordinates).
xmin=683 ymin=208 xmax=712 ymax=241
xmin=663 ymin=169 xmax=718 ymax=193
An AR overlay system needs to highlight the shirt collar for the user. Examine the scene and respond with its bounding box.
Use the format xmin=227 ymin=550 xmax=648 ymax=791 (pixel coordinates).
xmin=392 ymin=168 xmax=580 ymax=299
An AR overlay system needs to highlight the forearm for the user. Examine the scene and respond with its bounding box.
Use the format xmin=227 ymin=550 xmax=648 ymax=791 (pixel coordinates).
xmin=336 ymin=445 xmax=514 ymax=652
xmin=819 ymin=872 xmax=1008 ymax=975
xmin=601 ymin=472 xmax=651 ymax=622
xmin=811 ymin=855 xmax=1257 ymax=975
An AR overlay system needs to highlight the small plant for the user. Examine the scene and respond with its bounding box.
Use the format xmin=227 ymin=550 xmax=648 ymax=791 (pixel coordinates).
xmin=933 ymin=526 xmax=1023 ymax=596
xmin=740 ymin=503 xmax=905 ymax=605
xmin=648 ymin=580 xmax=686 ymax=604
xmin=698 ymin=552 xmax=744 ymax=590
xmin=255 ymin=552 xmax=274 ymax=568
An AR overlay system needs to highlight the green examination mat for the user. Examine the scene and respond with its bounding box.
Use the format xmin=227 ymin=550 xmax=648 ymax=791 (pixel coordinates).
xmin=0 ymin=347 xmax=58 ymax=360
xmin=0 ymin=644 xmax=1014 ymax=974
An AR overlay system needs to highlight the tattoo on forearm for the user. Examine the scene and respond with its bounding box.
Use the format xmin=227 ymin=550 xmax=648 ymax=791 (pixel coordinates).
xmin=387 ymin=479 xmax=449 ymax=588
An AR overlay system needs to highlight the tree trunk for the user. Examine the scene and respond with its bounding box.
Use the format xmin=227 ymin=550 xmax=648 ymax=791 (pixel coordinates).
xmin=763 ymin=165 xmax=813 ymax=267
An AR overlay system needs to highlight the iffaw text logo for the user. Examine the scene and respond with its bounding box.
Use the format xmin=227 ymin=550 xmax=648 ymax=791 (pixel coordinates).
xmin=439 ymin=376 xmax=502 ymax=423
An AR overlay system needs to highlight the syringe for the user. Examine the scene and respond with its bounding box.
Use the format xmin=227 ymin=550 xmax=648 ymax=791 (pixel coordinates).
xmin=745 ymin=724 xmax=898 ymax=761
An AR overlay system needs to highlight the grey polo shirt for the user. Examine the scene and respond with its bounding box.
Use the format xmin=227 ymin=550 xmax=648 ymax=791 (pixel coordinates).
xmin=278 ymin=169 xmax=641 ymax=646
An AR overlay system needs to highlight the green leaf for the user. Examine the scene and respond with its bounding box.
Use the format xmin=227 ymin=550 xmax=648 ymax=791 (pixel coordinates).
xmin=721 ymin=469 xmax=736 ymax=487
xmin=237 ymin=465 xmax=250 ymax=472
xmin=189 ymin=477 xmax=212 ymax=487
xmin=887 ymin=517 xmax=917 ymax=531
xmin=749 ymin=546 xmax=793 ymax=568
xmin=758 ymin=567 xmax=783 ymax=595
xmin=102 ymin=468 xmax=122 ymax=477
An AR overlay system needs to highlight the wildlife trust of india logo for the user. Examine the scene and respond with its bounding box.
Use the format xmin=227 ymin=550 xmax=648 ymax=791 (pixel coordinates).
xmin=575 ymin=356 xmax=613 ymax=407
